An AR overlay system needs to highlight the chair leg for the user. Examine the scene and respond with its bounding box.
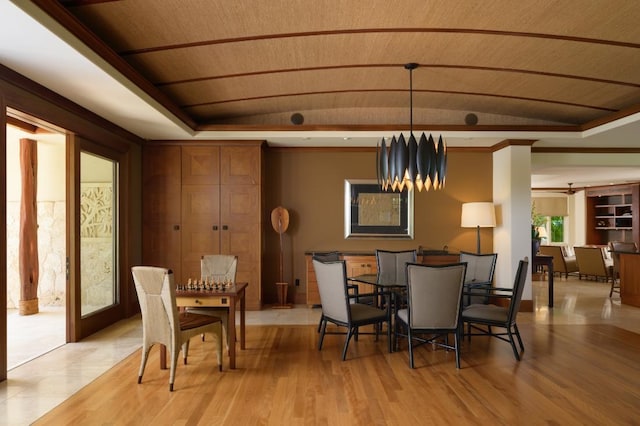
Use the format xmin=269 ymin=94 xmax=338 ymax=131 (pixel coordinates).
xmin=318 ymin=319 xmax=327 ymax=350
xmin=507 ymin=328 xmax=521 ymax=361
xmin=169 ymin=344 xmax=180 ymax=392
xmin=317 ymin=314 xmax=324 ymax=333
xmin=387 ymin=319 xmax=392 ymax=353
xmin=212 ymin=324 xmax=223 ymax=372
xmin=137 ymin=343 xmax=152 ymax=384
xmin=407 ymin=327 xmax=415 ymax=369
xmin=513 ymin=323 xmax=525 ymax=351
xmin=454 ymin=331 xmax=461 ymax=369
xmin=182 ymin=340 xmax=190 ymax=365
xmin=342 ymin=327 xmax=355 ymax=361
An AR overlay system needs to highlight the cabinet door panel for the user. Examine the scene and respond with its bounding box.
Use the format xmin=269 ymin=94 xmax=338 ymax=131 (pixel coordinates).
xmin=220 ymin=185 xmax=259 ymax=227
xmin=220 ymin=146 xmax=260 ymax=185
xmin=142 ymin=145 xmax=181 ymax=277
xmin=181 ymin=184 xmax=221 ymax=282
xmin=182 ymin=146 xmax=220 ymax=185
xmin=142 ymin=145 xmax=181 ymax=223
xmin=344 ymin=256 xmax=377 ymax=297
xmin=142 ymin=222 xmax=181 ymax=279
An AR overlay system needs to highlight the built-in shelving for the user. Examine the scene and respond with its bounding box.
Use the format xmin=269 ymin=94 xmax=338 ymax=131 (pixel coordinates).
xmin=586 ymin=184 xmax=640 ymax=246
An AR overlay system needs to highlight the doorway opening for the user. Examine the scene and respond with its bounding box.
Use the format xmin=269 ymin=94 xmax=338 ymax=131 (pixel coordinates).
xmin=5 ymin=113 xmax=66 ymax=369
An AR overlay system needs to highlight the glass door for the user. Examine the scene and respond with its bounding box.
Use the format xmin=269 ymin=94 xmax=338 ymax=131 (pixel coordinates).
xmin=68 ymin=137 xmax=123 ymax=341
xmin=79 ymin=152 xmax=117 ymax=317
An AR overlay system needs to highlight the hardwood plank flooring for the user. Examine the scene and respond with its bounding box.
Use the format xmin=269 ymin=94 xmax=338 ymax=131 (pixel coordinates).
xmin=34 ymin=321 xmax=640 ymax=425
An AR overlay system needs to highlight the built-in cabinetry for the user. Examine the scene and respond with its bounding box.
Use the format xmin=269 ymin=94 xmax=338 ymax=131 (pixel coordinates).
xmin=305 ymin=251 xmax=459 ymax=306
xmin=618 ymin=251 xmax=640 ymax=307
xmin=142 ymin=142 xmax=264 ymax=310
xmin=586 ymin=184 xmax=640 ymax=246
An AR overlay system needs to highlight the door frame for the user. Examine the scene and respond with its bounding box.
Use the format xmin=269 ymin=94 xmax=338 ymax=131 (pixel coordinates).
xmin=67 ymin=135 xmax=132 ymax=342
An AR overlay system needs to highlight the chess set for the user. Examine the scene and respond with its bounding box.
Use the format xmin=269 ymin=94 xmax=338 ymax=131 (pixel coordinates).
xmin=176 ymin=277 xmax=234 ymax=291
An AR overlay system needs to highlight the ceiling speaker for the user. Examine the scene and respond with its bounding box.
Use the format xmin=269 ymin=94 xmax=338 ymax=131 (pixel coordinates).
xmin=290 ymin=113 xmax=304 ymax=125
xmin=465 ymin=113 xmax=478 ymax=125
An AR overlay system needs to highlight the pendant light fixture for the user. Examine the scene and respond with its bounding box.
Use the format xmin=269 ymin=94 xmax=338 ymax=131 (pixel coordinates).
xmin=377 ymin=63 xmax=447 ymax=192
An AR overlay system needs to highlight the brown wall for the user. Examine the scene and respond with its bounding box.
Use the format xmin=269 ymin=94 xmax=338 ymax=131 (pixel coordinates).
xmin=263 ymin=148 xmax=493 ymax=304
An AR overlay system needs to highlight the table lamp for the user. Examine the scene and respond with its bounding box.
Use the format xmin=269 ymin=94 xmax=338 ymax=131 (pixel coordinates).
xmin=461 ymin=202 xmax=496 ymax=254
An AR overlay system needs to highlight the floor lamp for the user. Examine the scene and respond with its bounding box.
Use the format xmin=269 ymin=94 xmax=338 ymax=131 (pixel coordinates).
xmin=461 ymin=202 xmax=496 ymax=254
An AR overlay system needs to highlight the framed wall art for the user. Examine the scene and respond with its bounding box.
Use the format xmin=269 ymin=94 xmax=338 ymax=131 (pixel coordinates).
xmin=344 ymin=179 xmax=414 ymax=239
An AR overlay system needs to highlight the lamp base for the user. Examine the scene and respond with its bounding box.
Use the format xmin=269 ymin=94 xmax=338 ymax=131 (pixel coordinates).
xmin=272 ymin=282 xmax=292 ymax=309
xmin=476 ymin=225 xmax=482 ymax=254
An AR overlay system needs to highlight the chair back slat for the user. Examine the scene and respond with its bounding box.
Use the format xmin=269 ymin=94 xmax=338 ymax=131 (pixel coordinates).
xmin=406 ymin=262 xmax=466 ymax=329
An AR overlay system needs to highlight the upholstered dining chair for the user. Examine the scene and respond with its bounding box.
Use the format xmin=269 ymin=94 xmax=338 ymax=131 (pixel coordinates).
xmin=375 ymin=249 xmax=417 ymax=309
xmin=313 ymin=258 xmax=392 ymax=360
xmin=608 ymin=241 xmax=638 ymax=297
xmin=312 ymin=252 xmax=341 ymax=333
xmin=375 ymin=249 xmax=418 ymax=286
xmin=462 ymin=257 xmax=529 ymax=361
xmin=188 ymin=255 xmax=238 ymax=349
xmin=459 ymin=251 xmax=497 ymax=306
xmin=131 ymin=266 xmax=223 ymax=391
xmin=395 ymin=262 xmax=467 ymax=369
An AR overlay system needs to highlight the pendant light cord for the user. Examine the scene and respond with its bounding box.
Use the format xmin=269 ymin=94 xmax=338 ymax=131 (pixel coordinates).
xmin=409 ymin=66 xmax=413 ymax=135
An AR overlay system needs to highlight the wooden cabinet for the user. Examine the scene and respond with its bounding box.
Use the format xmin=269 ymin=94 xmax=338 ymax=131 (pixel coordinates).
xmin=305 ymin=254 xmax=376 ymax=306
xmin=305 ymin=252 xmax=459 ymax=306
xmin=143 ymin=142 xmax=263 ymax=310
xmin=586 ymin=184 xmax=640 ymax=246
xmin=344 ymin=255 xmax=378 ymax=300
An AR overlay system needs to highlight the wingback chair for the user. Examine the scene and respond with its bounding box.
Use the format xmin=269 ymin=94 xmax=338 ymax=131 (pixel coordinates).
xmin=574 ymin=246 xmax=613 ymax=283
xmin=538 ymin=245 xmax=578 ymax=278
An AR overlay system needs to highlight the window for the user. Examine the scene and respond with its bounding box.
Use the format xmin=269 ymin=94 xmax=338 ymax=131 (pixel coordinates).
xmin=550 ymin=216 xmax=565 ymax=243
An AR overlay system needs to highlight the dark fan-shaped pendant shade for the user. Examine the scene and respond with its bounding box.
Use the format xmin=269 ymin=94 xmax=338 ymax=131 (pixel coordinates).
xmin=376 ymin=63 xmax=447 ymax=192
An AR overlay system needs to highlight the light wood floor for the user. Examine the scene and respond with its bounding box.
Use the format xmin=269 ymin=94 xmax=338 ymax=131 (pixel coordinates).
xmin=34 ymin=314 xmax=640 ymax=424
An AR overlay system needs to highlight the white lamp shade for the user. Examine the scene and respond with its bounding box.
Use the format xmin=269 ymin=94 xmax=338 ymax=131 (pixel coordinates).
xmin=536 ymin=226 xmax=548 ymax=238
xmin=461 ymin=202 xmax=496 ymax=228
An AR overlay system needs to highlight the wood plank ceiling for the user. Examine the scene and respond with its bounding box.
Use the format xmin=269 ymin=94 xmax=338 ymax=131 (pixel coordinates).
xmin=37 ymin=0 xmax=640 ymax=133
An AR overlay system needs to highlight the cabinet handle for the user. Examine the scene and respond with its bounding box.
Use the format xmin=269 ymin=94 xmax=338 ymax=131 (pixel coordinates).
xmin=173 ymin=225 xmax=180 ymax=230
xmin=213 ymin=225 xmax=218 ymax=230
xmin=222 ymin=225 xmax=229 ymax=230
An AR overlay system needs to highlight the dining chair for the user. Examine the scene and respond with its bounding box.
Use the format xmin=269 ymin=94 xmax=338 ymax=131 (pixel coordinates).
xmin=395 ymin=262 xmax=467 ymax=369
xmin=375 ymin=249 xmax=418 ymax=286
xmin=375 ymin=249 xmax=417 ymax=310
xmin=312 ymin=252 xmax=341 ymax=332
xmin=186 ymin=255 xmax=238 ymax=349
xmin=313 ymin=258 xmax=392 ymax=360
xmin=461 ymin=257 xmax=529 ymax=361
xmin=131 ymin=266 xmax=223 ymax=391
xmin=459 ymin=251 xmax=498 ymax=306
xmin=608 ymin=241 xmax=638 ymax=297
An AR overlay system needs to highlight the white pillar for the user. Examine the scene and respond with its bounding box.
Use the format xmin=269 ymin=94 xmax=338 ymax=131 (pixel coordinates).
xmin=493 ymin=144 xmax=533 ymax=300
